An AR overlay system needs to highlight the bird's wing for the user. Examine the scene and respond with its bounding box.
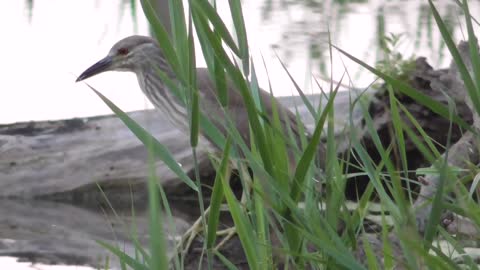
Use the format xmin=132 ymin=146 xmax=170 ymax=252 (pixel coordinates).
xmin=195 ymin=68 xmax=304 ymax=147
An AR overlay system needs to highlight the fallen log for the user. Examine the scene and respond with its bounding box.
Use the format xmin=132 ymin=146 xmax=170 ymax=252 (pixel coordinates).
xmin=2 ymin=45 xmax=478 ymax=269
xmin=0 ymin=93 xmax=362 ymax=207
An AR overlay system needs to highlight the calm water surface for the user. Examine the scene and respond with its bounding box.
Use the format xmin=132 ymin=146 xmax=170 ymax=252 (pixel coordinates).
xmin=1 ymin=0 xmax=478 ymax=269
xmin=0 ymin=0 xmax=476 ymax=124
xmin=0 ymin=256 xmax=94 ymax=270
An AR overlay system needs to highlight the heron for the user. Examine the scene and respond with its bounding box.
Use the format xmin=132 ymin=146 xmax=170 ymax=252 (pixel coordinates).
xmin=76 ymin=35 xmax=324 ymax=167
xmin=76 ymin=35 xmax=326 ymax=257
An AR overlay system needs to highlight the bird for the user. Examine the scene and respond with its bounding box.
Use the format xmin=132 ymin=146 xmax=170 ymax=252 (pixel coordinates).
xmin=76 ymin=35 xmax=326 ymax=261
xmin=76 ymin=35 xmax=324 ymax=169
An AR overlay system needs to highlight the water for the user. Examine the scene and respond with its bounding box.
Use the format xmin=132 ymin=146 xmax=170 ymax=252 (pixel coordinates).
xmin=0 ymin=256 xmax=94 ymax=270
xmin=0 ymin=0 xmax=475 ymax=124
xmin=1 ymin=0 xmax=478 ymax=268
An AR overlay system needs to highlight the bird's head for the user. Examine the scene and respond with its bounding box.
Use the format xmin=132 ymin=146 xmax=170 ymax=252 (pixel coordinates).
xmin=76 ymin=35 xmax=160 ymax=82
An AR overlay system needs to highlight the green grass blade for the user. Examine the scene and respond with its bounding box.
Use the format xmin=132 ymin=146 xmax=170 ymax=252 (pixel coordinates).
xmin=129 ymin=0 xmax=138 ymax=32
xmin=191 ymin=0 xmax=241 ymax=56
xmin=97 ymin=240 xmax=149 ymax=270
xmin=228 ymin=0 xmax=249 ymax=75
xmin=153 ymin=66 xmax=227 ymax=150
xmin=463 ymin=0 xmax=480 ymax=97
xmin=287 ymin=213 xmax=367 ymax=269
xmin=214 ymin=251 xmax=240 ymax=270
xmin=206 ymin=155 xmax=228 ymax=249
xmin=157 ymin=179 xmax=182 ymax=269
xmin=362 ymin=234 xmax=379 ymax=270
xmin=401 ymin=123 xmax=436 ymax=164
xmin=191 ymin=7 xmax=228 ymax=109
xmin=219 ymin=139 xmax=259 ymax=270
xmin=253 ymin=181 xmax=272 ymax=269
xmin=277 ymin=55 xmax=317 ymax=119
xmin=387 ymin=86 xmax=409 ymax=193
xmin=140 ymin=0 xmax=183 ymax=81
xmin=168 ymin=0 xmax=188 ymax=71
xmin=214 ymin=52 xmax=228 ymax=107
xmin=334 ymin=45 xmax=473 ymax=133
xmin=424 ymin=155 xmax=451 ymax=245
xmin=291 ymin=82 xmax=339 ymax=203
xmin=349 ymin=108 xmax=397 ymax=214
xmin=88 ymin=85 xmax=198 ymax=192
xmin=187 ymin=14 xmax=199 ymax=148
xmin=191 ymin=11 xmax=269 ymax=168
xmin=398 ymin=102 xmax=442 ymax=159
xmin=146 ymin=147 xmax=169 ymax=270
xmin=429 ymin=0 xmax=480 ymax=116
xmin=359 ymin=95 xmax=409 ymax=220
xmin=188 ymin=76 xmax=199 ymax=148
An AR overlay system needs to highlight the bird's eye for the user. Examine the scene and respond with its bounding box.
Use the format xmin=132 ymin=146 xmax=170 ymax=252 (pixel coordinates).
xmin=117 ymin=48 xmax=129 ymax=55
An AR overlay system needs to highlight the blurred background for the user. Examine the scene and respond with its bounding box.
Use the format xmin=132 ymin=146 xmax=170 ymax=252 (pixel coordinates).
xmin=0 ymin=0 xmax=476 ymax=124
xmin=1 ymin=1 xmax=480 ymax=269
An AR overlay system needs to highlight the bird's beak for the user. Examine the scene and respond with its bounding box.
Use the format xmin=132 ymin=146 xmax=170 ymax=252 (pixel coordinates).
xmin=76 ymin=55 xmax=114 ymax=82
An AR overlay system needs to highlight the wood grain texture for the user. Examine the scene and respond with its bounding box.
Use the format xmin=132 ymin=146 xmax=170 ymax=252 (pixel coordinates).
xmin=0 ymin=93 xmax=362 ymax=202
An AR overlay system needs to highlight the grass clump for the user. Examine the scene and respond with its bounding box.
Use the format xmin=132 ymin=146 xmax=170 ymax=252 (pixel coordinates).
xmin=92 ymin=0 xmax=480 ymax=269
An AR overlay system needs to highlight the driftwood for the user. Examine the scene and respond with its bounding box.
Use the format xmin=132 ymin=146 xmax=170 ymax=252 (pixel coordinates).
xmin=345 ymin=56 xmax=473 ymax=200
xmin=181 ymin=43 xmax=478 ymax=268
xmin=0 ymin=92 xmax=363 ymax=268
xmin=1 ymin=42 xmax=478 ymax=268
xmin=0 ymin=93 xmax=362 ymax=205
xmin=0 ymin=110 xmax=212 ymax=206
xmin=353 ymin=41 xmax=478 ymax=268
xmin=0 ymin=199 xmax=189 ymax=268
xmin=413 ymin=41 xmax=479 ymax=231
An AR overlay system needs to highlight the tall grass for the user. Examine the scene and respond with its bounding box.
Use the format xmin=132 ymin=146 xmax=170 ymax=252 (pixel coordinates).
xmin=94 ymin=0 xmax=480 ymax=269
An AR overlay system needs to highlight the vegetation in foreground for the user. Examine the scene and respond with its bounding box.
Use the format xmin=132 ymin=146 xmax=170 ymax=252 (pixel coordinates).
xmin=93 ymin=0 xmax=480 ymax=269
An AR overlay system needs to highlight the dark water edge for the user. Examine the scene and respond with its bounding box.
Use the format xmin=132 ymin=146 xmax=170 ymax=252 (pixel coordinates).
xmin=0 ymin=199 xmax=193 ymax=269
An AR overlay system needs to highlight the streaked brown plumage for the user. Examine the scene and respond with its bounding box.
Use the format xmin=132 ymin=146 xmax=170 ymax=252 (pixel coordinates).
xmin=76 ymin=35 xmax=324 ymax=168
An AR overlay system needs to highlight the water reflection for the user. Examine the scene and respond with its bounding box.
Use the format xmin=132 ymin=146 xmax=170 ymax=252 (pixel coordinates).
xmin=0 ymin=199 xmax=190 ymax=269
xmin=0 ymin=256 xmax=94 ymax=270
xmin=2 ymin=0 xmax=477 ymax=124
xmin=257 ymin=0 xmax=465 ymax=79
xmin=2 ymin=0 xmax=480 ymax=268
